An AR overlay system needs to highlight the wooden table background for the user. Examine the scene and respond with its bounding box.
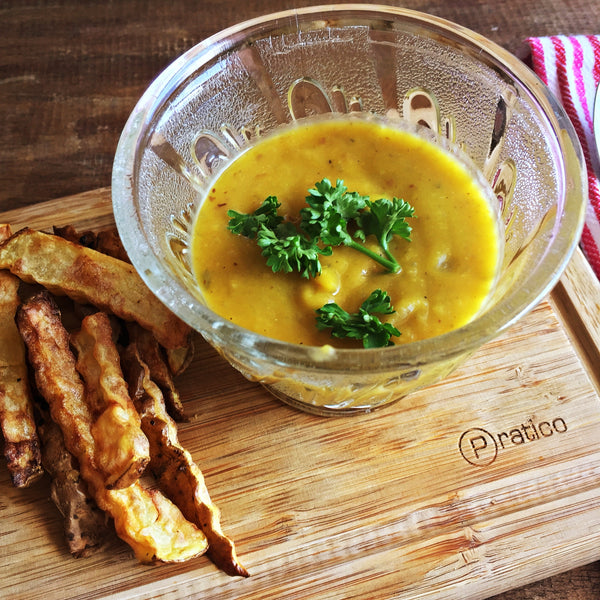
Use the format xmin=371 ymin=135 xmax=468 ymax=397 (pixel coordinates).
xmin=1 ymin=1 xmax=600 ymax=598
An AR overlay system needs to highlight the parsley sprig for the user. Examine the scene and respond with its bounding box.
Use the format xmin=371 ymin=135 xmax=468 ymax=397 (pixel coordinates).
xmin=227 ymin=178 xmax=414 ymax=278
xmin=316 ymin=289 xmax=401 ymax=348
xmin=227 ymin=195 xmax=282 ymax=237
xmin=227 ymin=195 xmax=332 ymax=278
xmin=301 ymin=179 xmax=414 ymax=273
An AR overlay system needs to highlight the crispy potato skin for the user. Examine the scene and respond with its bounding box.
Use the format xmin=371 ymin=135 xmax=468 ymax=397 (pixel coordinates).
xmin=123 ymin=343 xmax=249 ymax=577
xmin=71 ymin=312 xmax=150 ymax=489
xmin=39 ymin=417 xmax=110 ymax=557
xmin=100 ymin=482 xmax=207 ymax=564
xmin=0 ymin=224 xmax=43 ymax=488
xmin=17 ymin=292 xmax=97 ymax=465
xmin=54 ymin=224 xmax=130 ymax=265
xmin=2 ymin=438 xmax=43 ymax=488
xmin=3 ymin=224 xmax=243 ymax=573
xmin=0 ymin=228 xmax=191 ymax=352
xmin=53 ymin=225 xmax=97 ymax=250
xmin=17 ymin=292 xmax=208 ymax=564
xmin=127 ymin=323 xmax=187 ymax=421
xmin=52 ymin=224 xmax=195 ymax=376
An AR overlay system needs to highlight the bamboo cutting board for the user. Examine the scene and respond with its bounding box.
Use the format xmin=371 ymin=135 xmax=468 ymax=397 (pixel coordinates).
xmin=1 ymin=188 xmax=600 ymax=600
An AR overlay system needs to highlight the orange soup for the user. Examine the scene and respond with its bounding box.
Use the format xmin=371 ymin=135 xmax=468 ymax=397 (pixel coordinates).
xmin=191 ymin=117 xmax=501 ymax=347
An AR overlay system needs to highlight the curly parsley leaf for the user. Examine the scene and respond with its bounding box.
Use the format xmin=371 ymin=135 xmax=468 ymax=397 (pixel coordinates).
xmin=355 ymin=197 xmax=415 ymax=268
xmin=227 ymin=196 xmax=282 ymax=238
xmin=300 ymin=178 xmax=367 ymax=244
xmin=316 ymin=289 xmax=401 ymax=348
xmin=256 ymin=223 xmax=332 ymax=279
xmin=301 ymin=178 xmax=413 ymax=273
xmin=227 ymin=178 xmax=415 ymax=278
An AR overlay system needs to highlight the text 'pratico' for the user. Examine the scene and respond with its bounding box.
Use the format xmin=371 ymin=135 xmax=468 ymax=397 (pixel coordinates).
xmin=458 ymin=417 xmax=568 ymax=466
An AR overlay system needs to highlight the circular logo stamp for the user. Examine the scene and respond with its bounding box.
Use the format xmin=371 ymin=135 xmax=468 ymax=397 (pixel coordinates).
xmin=459 ymin=428 xmax=498 ymax=466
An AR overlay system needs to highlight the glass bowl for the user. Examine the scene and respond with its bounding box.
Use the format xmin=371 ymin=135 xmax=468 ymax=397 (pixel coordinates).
xmin=112 ymin=4 xmax=586 ymax=416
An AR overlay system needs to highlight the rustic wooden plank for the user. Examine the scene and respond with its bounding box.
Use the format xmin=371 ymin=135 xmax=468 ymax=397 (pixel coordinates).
xmin=0 ymin=187 xmax=113 ymax=232
xmin=550 ymin=251 xmax=600 ymax=392
xmin=1 ymin=188 xmax=600 ymax=600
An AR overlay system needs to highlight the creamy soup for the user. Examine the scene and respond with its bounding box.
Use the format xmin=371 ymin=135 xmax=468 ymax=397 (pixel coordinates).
xmin=191 ymin=117 xmax=501 ymax=347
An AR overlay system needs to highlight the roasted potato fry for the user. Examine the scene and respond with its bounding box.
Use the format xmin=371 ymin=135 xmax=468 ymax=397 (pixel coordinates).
xmin=127 ymin=322 xmax=186 ymax=421
xmin=98 ymin=479 xmax=207 ymax=563
xmin=0 ymin=227 xmax=191 ymax=352
xmin=53 ymin=224 xmax=194 ymax=375
xmin=17 ymin=291 xmax=208 ymax=563
xmin=38 ymin=416 xmax=110 ymax=557
xmin=71 ymin=312 xmax=150 ymax=489
xmin=17 ymin=292 xmax=98 ymax=470
xmin=165 ymin=342 xmax=195 ymax=376
xmin=122 ymin=343 xmax=248 ymax=577
xmin=95 ymin=228 xmax=130 ymax=263
xmin=53 ymin=224 xmax=97 ymax=250
xmin=54 ymin=224 xmax=130 ymax=263
xmin=0 ymin=224 xmax=43 ymax=488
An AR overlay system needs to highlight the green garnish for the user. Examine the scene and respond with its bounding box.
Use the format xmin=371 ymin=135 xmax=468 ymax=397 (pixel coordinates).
xmin=228 ymin=196 xmax=331 ymax=278
xmin=227 ymin=195 xmax=283 ymax=238
xmin=255 ymin=222 xmax=332 ymax=279
xmin=316 ymin=289 xmax=401 ymax=348
xmin=301 ymin=179 xmax=414 ymax=273
xmin=353 ymin=196 xmax=415 ymax=271
xmin=227 ymin=178 xmax=415 ymax=278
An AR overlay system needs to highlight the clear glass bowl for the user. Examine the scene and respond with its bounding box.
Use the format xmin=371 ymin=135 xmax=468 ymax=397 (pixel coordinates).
xmin=112 ymin=4 xmax=586 ymax=416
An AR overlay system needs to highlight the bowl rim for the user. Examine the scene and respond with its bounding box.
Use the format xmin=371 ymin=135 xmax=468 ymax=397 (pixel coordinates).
xmin=112 ymin=3 xmax=587 ymax=373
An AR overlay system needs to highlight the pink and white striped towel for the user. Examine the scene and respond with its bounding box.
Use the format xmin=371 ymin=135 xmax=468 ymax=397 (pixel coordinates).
xmin=526 ymin=35 xmax=600 ymax=279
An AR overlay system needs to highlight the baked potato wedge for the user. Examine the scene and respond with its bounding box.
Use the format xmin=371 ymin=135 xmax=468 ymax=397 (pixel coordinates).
xmin=122 ymin=342 xmax=248 ymax=576
xmin=0 ymin=224 xmax=43 ymax=488
xmin=17 ymin=291 xmax=208 ymax=563
xmin=71 ymin=311 xmax=150 ymax=489
xmin=1 ymin=227 xmax=190 ymax=352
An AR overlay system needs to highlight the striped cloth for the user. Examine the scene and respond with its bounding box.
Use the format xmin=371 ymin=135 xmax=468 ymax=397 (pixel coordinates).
xmin=526 ymin=35 xmax=600 ymax=279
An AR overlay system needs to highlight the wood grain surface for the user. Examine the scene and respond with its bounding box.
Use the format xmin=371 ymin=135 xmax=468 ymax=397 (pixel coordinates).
xmin=2 ymin=1 xmax=600 ymax=599
xmin=1 ymin=191 xmax=600 ymax=600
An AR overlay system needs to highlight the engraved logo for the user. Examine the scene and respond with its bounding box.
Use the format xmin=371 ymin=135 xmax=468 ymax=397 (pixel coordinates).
xmin=459 ymin=428 xmax=498 ymax=466
xmin=459 ymin=418 xmax=568 ymax=466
